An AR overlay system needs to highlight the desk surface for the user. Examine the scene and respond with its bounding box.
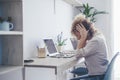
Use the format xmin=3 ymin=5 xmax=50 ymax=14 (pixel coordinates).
xmin=24 ymin=57 xmax=85 ymax=70
xmin=24 ymin=57 xmax=82 ymax=68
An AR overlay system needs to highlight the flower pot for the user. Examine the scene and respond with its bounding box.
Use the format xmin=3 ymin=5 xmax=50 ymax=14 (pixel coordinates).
xmin=57 ymin=46 xmax=64 ymax=53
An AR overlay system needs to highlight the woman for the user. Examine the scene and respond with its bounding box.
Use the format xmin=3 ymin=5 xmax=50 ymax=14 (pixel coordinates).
xmin=71 ymin=14 xmax=108 ymax=80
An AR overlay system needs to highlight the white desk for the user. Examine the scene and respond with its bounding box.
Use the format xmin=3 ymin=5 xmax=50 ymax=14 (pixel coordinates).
xmin=24 ymin=57 xmax=84 ymax=80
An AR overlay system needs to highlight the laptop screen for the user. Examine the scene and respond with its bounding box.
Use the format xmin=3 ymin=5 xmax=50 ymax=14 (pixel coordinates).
xmin=44 ymin=39 xmax=57 ymax=54
xmin=70 ymin=38 xmax=78 ymax=50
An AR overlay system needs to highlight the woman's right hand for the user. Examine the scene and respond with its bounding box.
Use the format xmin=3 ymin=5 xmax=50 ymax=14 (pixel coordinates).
xmin=76 ymin=23 xmax=88 ymax=41
xmin=76 ymin=24 xmax=88 ymax=49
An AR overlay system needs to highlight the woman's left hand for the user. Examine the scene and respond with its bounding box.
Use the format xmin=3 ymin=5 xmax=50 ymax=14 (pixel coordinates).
xmin=75 ymin=53 xmax=81 ymax=60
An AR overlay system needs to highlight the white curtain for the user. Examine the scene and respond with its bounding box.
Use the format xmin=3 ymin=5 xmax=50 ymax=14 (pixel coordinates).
xmin=113 ymin=0 xmax=120 ymax=79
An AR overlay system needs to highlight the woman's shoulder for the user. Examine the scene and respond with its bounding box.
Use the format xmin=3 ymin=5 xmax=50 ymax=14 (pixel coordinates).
xmin=90 ymin=31 xmax=106 ymax=42
xmin=90 ymin=30 xmax=105 ymax=41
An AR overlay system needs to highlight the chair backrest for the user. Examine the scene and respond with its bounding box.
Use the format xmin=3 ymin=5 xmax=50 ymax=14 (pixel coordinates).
xmin=104 ymin=52 xmax=120 ymax=80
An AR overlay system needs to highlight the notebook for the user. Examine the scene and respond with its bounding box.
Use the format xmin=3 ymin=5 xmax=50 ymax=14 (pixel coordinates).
xmin=44 ymin=39 xmax=59 ymax=56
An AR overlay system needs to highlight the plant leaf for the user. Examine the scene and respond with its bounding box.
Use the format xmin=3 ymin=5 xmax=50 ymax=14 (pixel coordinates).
xmin=82 ymin=3 xmax=108 ymax=22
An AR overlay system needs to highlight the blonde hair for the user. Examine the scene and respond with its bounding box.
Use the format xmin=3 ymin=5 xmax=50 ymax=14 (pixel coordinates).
xmin=71 ymin=13 xmax=94 ymax=39
xmin=74 ymin=13 xmax=86 ymax=20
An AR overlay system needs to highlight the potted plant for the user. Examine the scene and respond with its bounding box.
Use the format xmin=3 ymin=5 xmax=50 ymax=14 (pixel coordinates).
xmin=78 ymin=3 xmax=108 ymax=22
xmin=0 ymin=17 xmax=11 ymax=23
xmin=56 ymin=32 xmax=67 ymax=52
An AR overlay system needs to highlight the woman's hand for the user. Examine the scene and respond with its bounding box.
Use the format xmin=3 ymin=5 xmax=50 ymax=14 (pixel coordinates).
xmin=76 ymin=23 xmax=88 ymax=49
xmin=76 ymin=23 xmax=88 ymax=41
xmin=75 ymin=53 xmax=81 ymax=60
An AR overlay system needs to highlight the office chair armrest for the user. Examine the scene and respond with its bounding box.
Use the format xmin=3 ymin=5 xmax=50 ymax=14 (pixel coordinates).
xmin=70 ymin=74 xmax=105 ymax=80
xmin=70 ymin=74 xmax=90 ymax=80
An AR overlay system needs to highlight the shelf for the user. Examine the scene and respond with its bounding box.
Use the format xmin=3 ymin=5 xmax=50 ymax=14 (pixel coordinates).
xmin=63 ymin=0 xmax=82 ymax=7
xmin=0 ymin=65 xmax=23 ymax=75
xmin=0 ymin=0 xmax=23 ymax=78
xmin=0 ymin=0 xmax=22 ymax=2
xmin=0 ymin=31 xmax=23 ymax=35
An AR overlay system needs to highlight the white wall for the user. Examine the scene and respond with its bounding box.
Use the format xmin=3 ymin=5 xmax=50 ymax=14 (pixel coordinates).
xmin=79 ymin=0 xmax=113 ymax=59
xmin=113 ymin=1 xmax=120 ymax=53
xmin=23 ymin=0 xmax=75 ymax=59
xmin=23 ymin=0 xmax=113 ymax=60
xmin=113 ymin=1 xmax=120 ymax=79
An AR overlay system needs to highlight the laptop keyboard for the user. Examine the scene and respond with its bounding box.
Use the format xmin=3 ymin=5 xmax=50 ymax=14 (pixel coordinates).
xmin=50 ymin=52 xmax=75 ymax=58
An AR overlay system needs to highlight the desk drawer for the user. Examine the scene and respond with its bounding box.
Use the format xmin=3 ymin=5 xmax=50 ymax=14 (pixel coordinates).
xmin=25 ymin=67 xmax=56 ymax=80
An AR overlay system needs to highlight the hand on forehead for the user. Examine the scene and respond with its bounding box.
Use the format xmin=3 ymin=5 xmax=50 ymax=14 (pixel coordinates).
xmin=76 ymin=23 xmax=86 ymax=31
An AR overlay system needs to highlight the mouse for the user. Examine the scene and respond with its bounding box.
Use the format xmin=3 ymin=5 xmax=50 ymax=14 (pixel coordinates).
xmin=24 ymin=59 xmax=34 ymax=63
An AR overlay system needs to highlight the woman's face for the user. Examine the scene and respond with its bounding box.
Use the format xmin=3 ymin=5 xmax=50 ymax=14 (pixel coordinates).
xmin=73 ymin=29 xmax=81 ymax=40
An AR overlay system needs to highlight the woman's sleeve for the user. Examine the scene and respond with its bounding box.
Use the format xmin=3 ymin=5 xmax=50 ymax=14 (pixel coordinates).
xmin=75 ymin=39 xmax=99 ymax=57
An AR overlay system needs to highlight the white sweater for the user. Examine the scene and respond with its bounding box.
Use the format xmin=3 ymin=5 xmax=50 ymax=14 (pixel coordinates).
xmin=75 ymin=32 xmax=108 ymax=75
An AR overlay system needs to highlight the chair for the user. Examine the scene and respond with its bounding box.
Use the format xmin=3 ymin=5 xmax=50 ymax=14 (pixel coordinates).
xmin=70 ymin=52 xmax=120 ymax=80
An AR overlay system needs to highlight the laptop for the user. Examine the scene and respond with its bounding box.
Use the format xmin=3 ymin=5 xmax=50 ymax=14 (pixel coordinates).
xmin=70 ymin=38 xmax=78 ymax=50
xmin=43 ymin=39 xmax=59 ymax=56
xmin=44 ymin=39 xmax=75 ymax=58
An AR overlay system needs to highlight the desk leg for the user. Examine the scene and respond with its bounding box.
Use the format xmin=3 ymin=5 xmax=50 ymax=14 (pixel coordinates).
xmin=22 ymin=67 xmax=25 ymax=80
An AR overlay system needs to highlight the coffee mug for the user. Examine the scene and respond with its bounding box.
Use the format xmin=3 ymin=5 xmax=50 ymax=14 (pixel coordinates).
xmin=0 ymin=21 xmax=14 ymax=31
xmin=37 ymin=47 xmax=46 ymax=58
